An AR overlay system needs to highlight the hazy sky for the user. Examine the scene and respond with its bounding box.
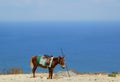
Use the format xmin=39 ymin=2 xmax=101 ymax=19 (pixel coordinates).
xmin=0 ymin=0 xmax=120 ymax=22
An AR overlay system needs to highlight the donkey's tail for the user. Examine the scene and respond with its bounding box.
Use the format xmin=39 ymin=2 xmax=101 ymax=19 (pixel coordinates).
xmin=30 ymin=57 xmax=33 ymax=69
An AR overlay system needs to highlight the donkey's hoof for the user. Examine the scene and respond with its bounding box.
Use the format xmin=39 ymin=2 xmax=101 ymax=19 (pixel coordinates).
xmin=47 ymin=77 xmax=51 ymax=79
xmin=47 ymin=77 xmax=52 ymax=79
xmin=33 ymin=76 xmax=36 ymax=78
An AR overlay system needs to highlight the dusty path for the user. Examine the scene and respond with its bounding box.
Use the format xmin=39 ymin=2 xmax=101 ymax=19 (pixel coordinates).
xmin=0 ymin=72 xmax=120 ymax=82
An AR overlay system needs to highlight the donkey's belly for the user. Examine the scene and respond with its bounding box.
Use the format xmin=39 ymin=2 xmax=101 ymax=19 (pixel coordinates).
xmin=38 ymin=64 xmax=48 ymax=69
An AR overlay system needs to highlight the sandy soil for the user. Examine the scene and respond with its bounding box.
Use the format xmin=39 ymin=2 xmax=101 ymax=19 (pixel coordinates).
xmin=0 ymin=71 xmax=120 ymax=82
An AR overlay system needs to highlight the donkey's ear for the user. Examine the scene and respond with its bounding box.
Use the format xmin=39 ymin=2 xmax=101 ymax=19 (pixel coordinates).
xmin=62 ymin=55 xmax=65 ymax=58
xmin=59 ymin=56 xmax=61 ymax=58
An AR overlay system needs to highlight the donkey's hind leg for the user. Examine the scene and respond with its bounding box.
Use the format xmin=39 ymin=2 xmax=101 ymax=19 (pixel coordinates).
xmin=32 ymin=65 xmax=37 ymax=78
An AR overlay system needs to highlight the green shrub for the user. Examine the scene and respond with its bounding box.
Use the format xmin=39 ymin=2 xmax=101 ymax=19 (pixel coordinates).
xmin=108 ymin=72 xmax=118 ymax=77
xmin=108 ymin=73 xmax=116 ymax=77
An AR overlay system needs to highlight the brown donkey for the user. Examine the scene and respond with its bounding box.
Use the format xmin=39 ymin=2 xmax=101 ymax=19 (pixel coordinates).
xmin=30 ymin=56 xmax=65 ymax=79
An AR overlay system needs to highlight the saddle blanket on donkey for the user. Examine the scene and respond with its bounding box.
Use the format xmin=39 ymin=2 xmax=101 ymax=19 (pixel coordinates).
xmin=36 ymin=55 xmax=53 ymax=67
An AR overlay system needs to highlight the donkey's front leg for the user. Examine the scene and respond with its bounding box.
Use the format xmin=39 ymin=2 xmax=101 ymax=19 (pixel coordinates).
xmin=47 ymin=68 xmax=53 ymax=79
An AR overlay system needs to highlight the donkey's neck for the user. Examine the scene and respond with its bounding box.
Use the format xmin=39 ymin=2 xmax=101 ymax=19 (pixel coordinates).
xmin=51 ymin=57 xmax=59 ymax=68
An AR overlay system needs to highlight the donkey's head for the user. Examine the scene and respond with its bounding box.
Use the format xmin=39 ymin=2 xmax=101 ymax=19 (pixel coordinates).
xmin=58 ymin=56 xmax=65 ymax=69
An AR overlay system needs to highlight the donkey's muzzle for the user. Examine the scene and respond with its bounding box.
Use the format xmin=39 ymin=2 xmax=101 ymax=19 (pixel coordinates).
xmin=61 ymin=65 xmax=65 ymax=69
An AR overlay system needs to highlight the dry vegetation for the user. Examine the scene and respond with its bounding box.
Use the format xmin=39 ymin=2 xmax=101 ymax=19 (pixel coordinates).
xmin=0 ymin=67 xmax=23 ymax=74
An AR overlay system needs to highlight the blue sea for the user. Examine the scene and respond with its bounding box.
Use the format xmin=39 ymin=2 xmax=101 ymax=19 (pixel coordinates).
xmin=0 ymin=21 xmax=120 ymax=73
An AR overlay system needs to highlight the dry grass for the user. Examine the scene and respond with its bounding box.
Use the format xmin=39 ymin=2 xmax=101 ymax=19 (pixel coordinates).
xmin=0 ymin=67 xmax=23 ymax=74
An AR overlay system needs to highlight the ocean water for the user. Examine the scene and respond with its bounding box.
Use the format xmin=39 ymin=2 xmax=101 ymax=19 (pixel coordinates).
xmin=0 ymin=21 xmax=120 ymax=73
